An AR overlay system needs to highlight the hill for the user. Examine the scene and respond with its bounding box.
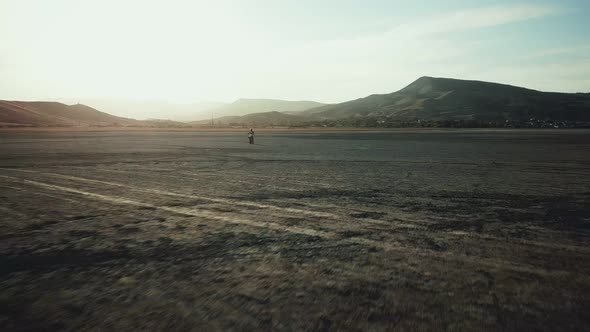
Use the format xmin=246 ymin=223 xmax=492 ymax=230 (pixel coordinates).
xmin=0 ymin=101 xmax=194 ymax=128
xmin=193 ymin=111 xmax=301 ymax=127
xmin=4 ymin=77 xmax=589 ymax=128
xmin=139 ymin=119 xmax=193 ymax=128
xmin=210 ymin=99 xmax=325 ymax=118
xmin=76 ymin=99 xmax=227 ymax=121
xmin=0 ymin=101 xmax=138 ymax=127
xmin=303 ymin=77 xmax=590 ymax=122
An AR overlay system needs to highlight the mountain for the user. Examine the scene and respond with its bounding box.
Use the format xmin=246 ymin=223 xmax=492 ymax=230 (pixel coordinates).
xmin=209 ymin=99 xmax=325 ymax=118
xmin=303 ymin=77 xmax=590 ymax=122
xmin=192 ymin=111 xmax=301 ymax=127
xmin=0 ymin=100 xmax=138 ymax=127
xmin=5 ymin=77 xmax=589 ymax=128
xmin=75 ymin=99 xmax=227 ymax=121
xmin=0 ymin=100 xmax=194 ymax=127
xmin=74 ymin=98 xmax=323 ymax=122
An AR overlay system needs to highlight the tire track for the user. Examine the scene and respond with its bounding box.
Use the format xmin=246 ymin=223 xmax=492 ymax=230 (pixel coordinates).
xmin=0 ymin=172 xmax=407 ymax=250
xmin=18 ymin=170 xmax=422 ymax=229
xmin=221 ymin=170 xmax=344 ymax=190
xmin=0 ymin=183 xmax=78 ymax=203
xmin=0 ymin=171 xmax=337 ymax=219
xmin=0 ymin=174 xmax=579 ymax=278
xmin=176 ymin=171 xmax=306 ymax=193
xmin=0 ymin=168 xmax=424 ymax=230
xmin=0 ymin=174 xmax=386 ymax=247
xmin=98 ymin=167 xmax=333 ymax=193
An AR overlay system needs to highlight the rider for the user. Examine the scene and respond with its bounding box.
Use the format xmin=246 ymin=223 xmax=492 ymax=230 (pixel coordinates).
xmin=248 ymin=128 xmax=255 ymax=144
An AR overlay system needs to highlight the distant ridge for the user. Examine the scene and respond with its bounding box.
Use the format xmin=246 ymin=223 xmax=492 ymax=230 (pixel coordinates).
xmin=192 ymin=111 xmax=300 ymax=127
xmin=76 ymin=99 xmax=227 ymax=121
xmin=0 ymin=101 xmax=137 ymax=127
xmin=302 ymin=76 xmax=590 ymax=122
xmin=209 ymin=99 xmax=325 ymax=118
xmin=4 ymin=77 xmax=590 ymax=128
xmin=0 ymin=100 xmax=189 ymax=127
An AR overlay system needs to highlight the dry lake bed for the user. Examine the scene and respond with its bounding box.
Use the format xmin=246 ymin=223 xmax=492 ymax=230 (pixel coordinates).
xmin=1 ymin=129 xmax=589 ymax=331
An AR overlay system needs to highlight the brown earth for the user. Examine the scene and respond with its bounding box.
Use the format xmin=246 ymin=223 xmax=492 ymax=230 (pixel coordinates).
xmin=1 ymin=129 xmax=589 ymax=331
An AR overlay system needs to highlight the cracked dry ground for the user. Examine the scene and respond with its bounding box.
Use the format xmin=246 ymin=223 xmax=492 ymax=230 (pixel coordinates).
xmin=1 ymin=130 xmax=589 ymax=331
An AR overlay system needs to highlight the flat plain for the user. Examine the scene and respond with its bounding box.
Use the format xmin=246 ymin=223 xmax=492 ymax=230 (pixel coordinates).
xmin=1 ymin=129 xmax=589 ymax=331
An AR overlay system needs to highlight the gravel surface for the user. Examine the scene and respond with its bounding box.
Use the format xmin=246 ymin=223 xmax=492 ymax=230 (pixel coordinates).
xmin=1 ymin=129 xmax=589 ymax=331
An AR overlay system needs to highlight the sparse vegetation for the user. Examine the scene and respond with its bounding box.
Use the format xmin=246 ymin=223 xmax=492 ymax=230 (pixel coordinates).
xmin=1 ymin=129 xmax=589 ymax=330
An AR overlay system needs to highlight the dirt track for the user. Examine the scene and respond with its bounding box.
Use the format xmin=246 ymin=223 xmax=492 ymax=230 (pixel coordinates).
xmin=1 ymin=129 xmax=589 ymax=331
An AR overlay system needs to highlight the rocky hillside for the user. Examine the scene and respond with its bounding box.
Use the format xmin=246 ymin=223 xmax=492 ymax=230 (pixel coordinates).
xmin=303 ymin=77 xmax=590 ymax=121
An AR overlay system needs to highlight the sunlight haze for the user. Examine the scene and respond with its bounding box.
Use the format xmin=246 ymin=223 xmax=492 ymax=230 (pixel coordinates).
xmin=1 ymin=0 xmax=589 ymax=117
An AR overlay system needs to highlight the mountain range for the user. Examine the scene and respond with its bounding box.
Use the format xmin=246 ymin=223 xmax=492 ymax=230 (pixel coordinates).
xmin=2 ymin=77 xmax=589 ymax=127
xmin=200 ymin=77 xmax=590 ymax=127
xmin=70 ymin=99 xmax=227 ymax=122
xmin=209 ymin=99 xmax=325 ymax=118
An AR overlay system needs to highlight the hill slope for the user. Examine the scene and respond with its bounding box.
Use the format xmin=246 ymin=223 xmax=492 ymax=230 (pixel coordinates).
xmin=0 ymin=101 xmax=138 ymax=127
xmin=304 ymin=77 xmax=590 ymax=121
xmin=193 ymin=111 xmax=301 ymax=127
xmin=76 ymin=99 xmax=227 ymax=121
xmin=210 ymin=99 xmax=325 ymax=118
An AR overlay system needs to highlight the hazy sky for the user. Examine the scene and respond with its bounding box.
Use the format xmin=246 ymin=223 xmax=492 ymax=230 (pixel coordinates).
xmin=1 ymin=0 xmax=589 ymax=104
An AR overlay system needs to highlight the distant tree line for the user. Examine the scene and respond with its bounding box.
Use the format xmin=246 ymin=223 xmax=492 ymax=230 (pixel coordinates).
xmin=289 ymin=118 xmax=590 ymax=129
xmin=196 ymin=117 xmax=590 ymax=129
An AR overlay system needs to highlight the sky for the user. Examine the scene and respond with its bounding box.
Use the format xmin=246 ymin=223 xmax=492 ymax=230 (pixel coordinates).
xmin=1 ymin=0 xmax=589 ymax=106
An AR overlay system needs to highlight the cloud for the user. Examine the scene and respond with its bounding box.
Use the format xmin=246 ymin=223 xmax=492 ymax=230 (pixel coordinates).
xmin=518 ymin=45 xmax=590 ymax=60
xmin=268 ymin=4 xmax=560 ymax=76
xmin=0 ymin=1 xmax=574 ymax=102
xmin=392 ymin=4 xmax=561 ymax=37
xmin=279 ymin=3 xmax=560 ymax=60
xmin=221 ymin=2 xmax=567 ymax=102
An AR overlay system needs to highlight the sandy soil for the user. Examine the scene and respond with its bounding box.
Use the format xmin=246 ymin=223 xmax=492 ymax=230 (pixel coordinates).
xmin=1 ymin=129 xmax=589 ymax=331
